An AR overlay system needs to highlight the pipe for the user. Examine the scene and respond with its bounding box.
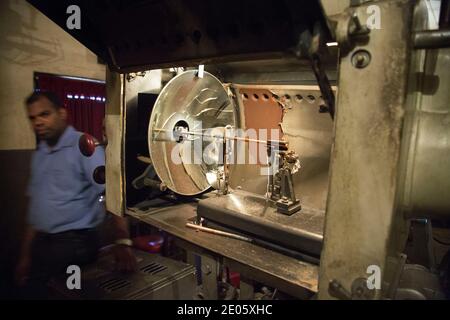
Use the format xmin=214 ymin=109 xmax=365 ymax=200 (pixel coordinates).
xmin=414 ymin=29 xmax=450 ymax=49
xmin=186 ymin=222 xmax=252 ymax=242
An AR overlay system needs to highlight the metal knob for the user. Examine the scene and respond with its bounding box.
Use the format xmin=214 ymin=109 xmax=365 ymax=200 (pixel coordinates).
xmin=93 ymin=165 xmax=105 ymax=184
xmin=79 ymin=133 xmax=106 ymax=157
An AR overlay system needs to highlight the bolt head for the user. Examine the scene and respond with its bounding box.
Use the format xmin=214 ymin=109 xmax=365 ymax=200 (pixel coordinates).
xmin=351 ymin=50 xmax=371 ymax=69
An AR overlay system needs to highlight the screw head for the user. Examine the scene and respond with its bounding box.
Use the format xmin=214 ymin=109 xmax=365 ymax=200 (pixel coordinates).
xmin=351 ymin=277 xmax=376 ymax=300
xmin=351 ymin=50 xmax=371 ymax=69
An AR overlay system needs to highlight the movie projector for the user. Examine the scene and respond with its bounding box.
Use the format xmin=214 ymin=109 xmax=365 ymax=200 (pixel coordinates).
xmin=135 ymin=70 xmax=324 ymax=262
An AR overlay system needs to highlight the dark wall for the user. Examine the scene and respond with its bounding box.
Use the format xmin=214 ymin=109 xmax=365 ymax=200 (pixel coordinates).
xmin=125 ymin=93 xmax=158 ymax=207
xmin=0 ymin=150 xmax=33 ymax=298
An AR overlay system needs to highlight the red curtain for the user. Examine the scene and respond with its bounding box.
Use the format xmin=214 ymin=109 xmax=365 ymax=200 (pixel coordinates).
xmin=35 ymin=73 xmax=106 ymax=141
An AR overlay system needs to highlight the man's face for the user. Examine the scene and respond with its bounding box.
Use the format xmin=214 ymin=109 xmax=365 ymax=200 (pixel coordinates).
xmin=27 ymin=96 xmax=67 ymax=142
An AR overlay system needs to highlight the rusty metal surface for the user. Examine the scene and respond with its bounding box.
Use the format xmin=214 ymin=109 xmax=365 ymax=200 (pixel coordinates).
xmin=239 ymin=88 xmax=284 ymax=142
xmin=127 ymin=201 xmax=319 ymax=294
xmin=229 ymin=85 xmax=334 ymax=211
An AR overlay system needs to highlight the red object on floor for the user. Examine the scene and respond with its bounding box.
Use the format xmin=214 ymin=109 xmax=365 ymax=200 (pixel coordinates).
xmin=133 ymin=235 xmax=164 ymax=253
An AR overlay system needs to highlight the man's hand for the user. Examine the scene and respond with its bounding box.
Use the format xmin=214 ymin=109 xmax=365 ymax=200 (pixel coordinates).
xmin=15 ymin=254 xmax=31 ymax=287
xmin=110 ymin=215 xmax=137 ymax=272
xmin=113 ymin=245 xmax=137 ymax=273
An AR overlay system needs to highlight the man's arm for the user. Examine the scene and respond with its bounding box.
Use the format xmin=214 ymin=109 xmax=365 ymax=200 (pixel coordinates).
xmin=80 ymin=142 xmax=136 ymax=272
xmin=111 ymin=214 xmax=137 ymax=272
xmin=112 ymin=214 xmax=130 ymax=239
xmin=15 ymin=225 xmax=36 ymax=286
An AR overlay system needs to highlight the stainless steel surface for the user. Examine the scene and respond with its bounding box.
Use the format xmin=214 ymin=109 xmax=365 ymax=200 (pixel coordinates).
xmin=197 ymin=190 xmax=324 ymax=257
xmin=398 ymin=46 xmax=450 ymax=219
xmin=148 ymin=70 xmax=236 ymax=196
xmin=229 ymin=85 xmax=334 ymax=212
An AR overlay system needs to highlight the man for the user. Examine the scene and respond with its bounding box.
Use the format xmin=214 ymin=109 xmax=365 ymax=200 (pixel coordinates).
xmin=15 ymin=91 xmax=136 ymax=298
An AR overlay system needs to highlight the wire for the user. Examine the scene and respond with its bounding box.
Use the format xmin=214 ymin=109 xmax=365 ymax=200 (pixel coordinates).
xmin=433 ymin=237 xmax=450 ymax=246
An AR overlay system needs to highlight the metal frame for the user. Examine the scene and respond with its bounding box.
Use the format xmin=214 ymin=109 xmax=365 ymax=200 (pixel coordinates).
xmin=318 ymin=0 xmax=415 ymax=299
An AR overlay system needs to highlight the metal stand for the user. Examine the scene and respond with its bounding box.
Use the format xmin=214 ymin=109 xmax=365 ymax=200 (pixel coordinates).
xmin=268 ymin=145 xmax=302 ymax=215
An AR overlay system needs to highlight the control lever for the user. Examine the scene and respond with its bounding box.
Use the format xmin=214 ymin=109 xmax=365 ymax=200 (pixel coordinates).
xmin=329 ymin=280 xmax=352 ymax=300
xmin=93 ymin=165 xmax=105 ymax=184
xmin=78 ymin=133 xmax=107 ymax=157
xmin=78 ymin=133 xmax=106 ymax=185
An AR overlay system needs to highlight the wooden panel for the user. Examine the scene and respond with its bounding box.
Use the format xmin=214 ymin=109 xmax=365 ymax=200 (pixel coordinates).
xmin=105 ymin=68 xmax=125 ymax=216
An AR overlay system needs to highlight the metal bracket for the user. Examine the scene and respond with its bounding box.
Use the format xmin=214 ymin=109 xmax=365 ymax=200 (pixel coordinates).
xmin=199 ymin=255 xmax=220 ymax=300
xmin=275 ymin=167 xmax=302 ymax=215
xmin=268 ymin=147 xmax=301 ymax=215
xmin=329 ymin=278 xmax=376 ymax=300
xmin=132 ymin=164 xmax=167 ymax=192
xmin=296 ymin=23 xmax=336 ymax=119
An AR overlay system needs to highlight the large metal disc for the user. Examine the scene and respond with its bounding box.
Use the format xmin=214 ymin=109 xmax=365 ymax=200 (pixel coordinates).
xmin=148 ymin=70 xmax=236 ymax=196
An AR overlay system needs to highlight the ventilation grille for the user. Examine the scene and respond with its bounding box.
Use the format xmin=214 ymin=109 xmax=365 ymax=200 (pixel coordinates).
xmin=140 ymin=262 xmax=168 ymax=275
xmin=99 ymin=278 xmax=131 ymax=293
